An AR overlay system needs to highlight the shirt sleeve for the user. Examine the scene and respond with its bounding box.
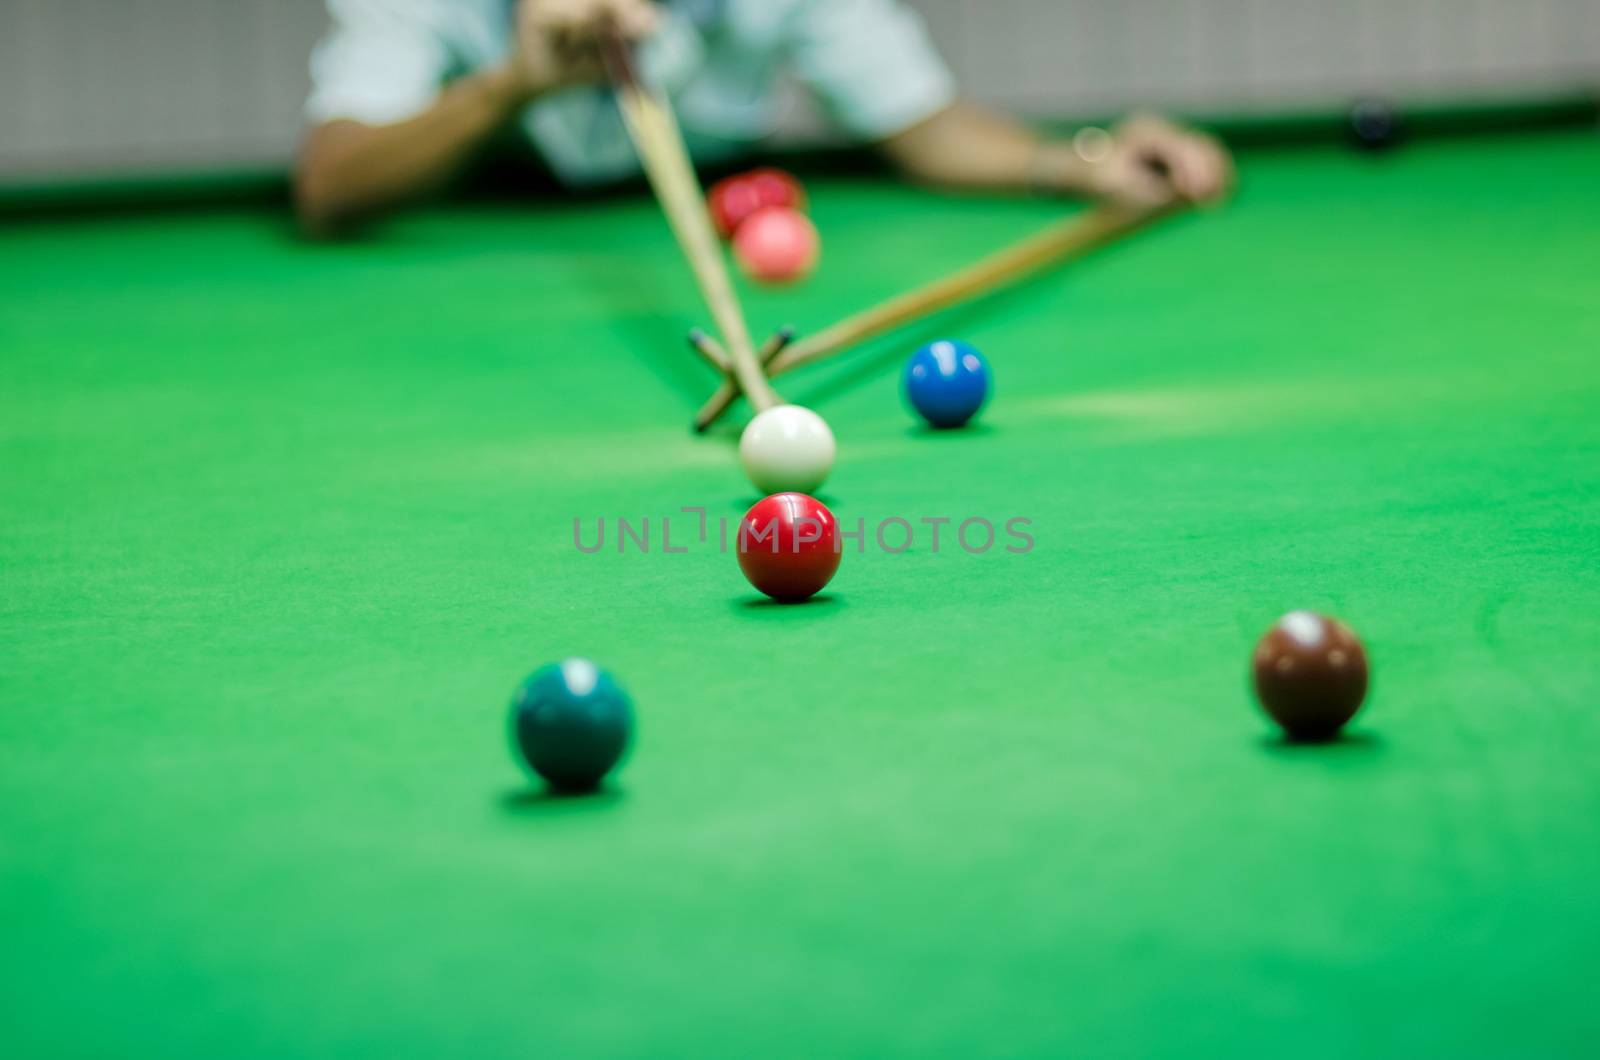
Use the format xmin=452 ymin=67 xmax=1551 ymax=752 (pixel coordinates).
xmin=785 ymin=0 xmax=957 ymax=140
xmin=305 ymin=0 xmax=455 ymax=126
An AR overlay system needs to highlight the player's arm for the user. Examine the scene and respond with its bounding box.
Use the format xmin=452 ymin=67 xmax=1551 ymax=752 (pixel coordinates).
xmin=879 ymin=102 xmax=1235 ymax=209
xmin=297 ymin=69 xmax=530 ymax=237
xmin=783 ymin=0 xmax=1230 ymax=210
xmin=295 ymin=0 xmax=658 ymax=236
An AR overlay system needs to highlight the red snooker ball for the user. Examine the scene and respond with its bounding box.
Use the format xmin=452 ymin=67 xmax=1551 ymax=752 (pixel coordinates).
xmin=733 ymin=207 xmax=820 ymax=285
xmin=737 ymin=492 xmax=841 ymax=602
xmin=708 ymin=168 xmax=806 ymax=240
xmin=745 ymin=167 xmax=806 ymax=211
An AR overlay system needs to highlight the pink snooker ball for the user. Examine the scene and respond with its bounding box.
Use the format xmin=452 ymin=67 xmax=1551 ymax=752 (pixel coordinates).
xmin=733 ymin=207 xmax=820 ymax=285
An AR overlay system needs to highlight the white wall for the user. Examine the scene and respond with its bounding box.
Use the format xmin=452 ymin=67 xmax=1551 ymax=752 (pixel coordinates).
xmin=1 ymin=0 xmax=324 ymax=179
xmin=919 ymin=0 xmax=1600 ymax=115
xmin=1 ymin=0 xmax=1596 ymax=182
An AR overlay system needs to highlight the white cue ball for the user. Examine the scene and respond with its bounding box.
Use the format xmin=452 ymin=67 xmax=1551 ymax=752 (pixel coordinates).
xmin=739 ymin=404 xmax=835 ymax=495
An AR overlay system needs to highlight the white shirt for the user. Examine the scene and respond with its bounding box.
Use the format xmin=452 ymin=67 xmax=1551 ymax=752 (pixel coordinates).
xmin=307 ymin=0 xmax=956 ymax=187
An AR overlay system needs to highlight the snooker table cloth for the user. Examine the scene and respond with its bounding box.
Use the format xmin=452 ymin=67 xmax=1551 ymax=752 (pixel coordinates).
xmin=3 ymin=128 xmax=1599 ymax=1057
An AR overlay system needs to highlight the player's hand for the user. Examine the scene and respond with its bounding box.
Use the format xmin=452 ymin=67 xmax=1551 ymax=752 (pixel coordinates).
xmin=505 ymin=0 xmax=660 ymax=101
xmin=1084 ymin=114 xmax=1235 ymax=209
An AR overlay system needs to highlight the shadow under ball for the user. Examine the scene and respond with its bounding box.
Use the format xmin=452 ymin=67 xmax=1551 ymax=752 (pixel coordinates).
xmin=1252 ymin=611 xmax=1370 ymax=740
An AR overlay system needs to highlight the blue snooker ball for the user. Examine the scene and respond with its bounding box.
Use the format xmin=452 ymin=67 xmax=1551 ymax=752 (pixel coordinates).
xmin=509 ymin=659 xmax=633 ymax=791
xmin=904 ymin=339 xmax=991 ymax=428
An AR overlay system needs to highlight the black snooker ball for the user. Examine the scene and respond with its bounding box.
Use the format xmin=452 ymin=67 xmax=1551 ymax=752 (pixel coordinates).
xmin=1251 ymin=611 xmax=1370 ymax=741
xmin=509 ymin=658 xmax=634 ymax=791
xmin=1348 ymin=98 xmax=1404 ymax=151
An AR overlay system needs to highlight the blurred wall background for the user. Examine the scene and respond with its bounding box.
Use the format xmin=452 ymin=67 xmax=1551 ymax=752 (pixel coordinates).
xmin=1 ymin=0 xmax=1596 ymax=183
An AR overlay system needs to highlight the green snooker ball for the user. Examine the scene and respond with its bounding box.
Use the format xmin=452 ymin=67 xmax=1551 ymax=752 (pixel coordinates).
xmin=508 ymin=659 xmax=634 ymax=791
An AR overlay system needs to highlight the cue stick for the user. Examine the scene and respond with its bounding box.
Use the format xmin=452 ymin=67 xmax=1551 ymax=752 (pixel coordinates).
xmin=692 ymin=201 xmax=1179 ymax=432
xmin=600 ymin=29 xmax=781 ymax=413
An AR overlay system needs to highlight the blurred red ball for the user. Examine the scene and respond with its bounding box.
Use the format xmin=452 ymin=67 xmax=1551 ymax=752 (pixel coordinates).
xmin=733 ymin=207 xmax=820 ymax=284
xmin=708 ymin=168 xmax=806 ymax=240
xmin=745 ymin=167 xmax=806 ymax=211
xmin=736 ymin=492 xmax=840 ymax=602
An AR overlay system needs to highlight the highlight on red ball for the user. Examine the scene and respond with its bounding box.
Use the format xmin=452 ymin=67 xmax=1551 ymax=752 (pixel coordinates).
xmin=736 ymin=492 xmax=841 ymax=602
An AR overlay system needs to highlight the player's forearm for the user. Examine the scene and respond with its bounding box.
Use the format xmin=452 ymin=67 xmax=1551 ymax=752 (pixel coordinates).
xmin=879 ymin=102 xmax=1093 ymax=197
xmin=295 ymin=67 xmax=529 ymax=235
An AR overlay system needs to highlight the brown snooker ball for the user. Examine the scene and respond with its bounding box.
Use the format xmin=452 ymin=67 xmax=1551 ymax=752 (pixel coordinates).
xmin=1251 ymin=611 xmax=1370 ymax=740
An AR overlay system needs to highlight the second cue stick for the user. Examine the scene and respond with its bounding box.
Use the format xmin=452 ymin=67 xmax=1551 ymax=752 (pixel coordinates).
xmin=693 ymin=202 xmax=1176 ymax=431
xmin=600 ymin=31 xmax=780 ymax=414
